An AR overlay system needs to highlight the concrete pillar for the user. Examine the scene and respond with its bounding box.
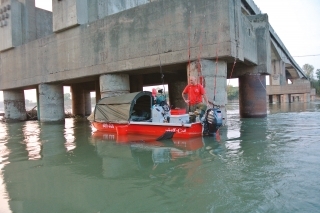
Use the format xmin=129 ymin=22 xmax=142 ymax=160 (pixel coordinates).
xmin=53 ymin=0 xmax=88 ymax=32
xmin=95 ymin=80 xmax=101 ymax=102
xmin=271 ymin=95 xmax=278 ymax=103
xmin=282 ymin=94 xmax=290 ymax=103
xmin=0 ymin=0 xmax=23 ymax=51
xmin=71 ymin=84 xmax=85 ymax=116
xmin=270 ymin=60 xmax=286 ymax=86
xmin=288 ymin=94 xmax=291 ymax=103
xmin=100 ymin=74 xmax=130 ymax=98
xmin=304 ymin=93 xmax=310 ymax=103
xmin=20 ymin=0 xmax=37 ymax=43
xmin=3 ymin=89 xmax=27 ymax=121
xmin=187 ymin=59 xmax=228 ymax=123
xmin=239 ymin=74 xmax=267 ymax=118
xmin=84 ymin=91 xmax=91 ymax=116
xmin=168 ymin=81 xmax=186 ymax=109
xmin=130 ymin=75 xmax=143 ymax=92
xmin=38 ymin=84 xmax=64 ymax=122
xmin=36 ymin=87 xmax=40 ymax=119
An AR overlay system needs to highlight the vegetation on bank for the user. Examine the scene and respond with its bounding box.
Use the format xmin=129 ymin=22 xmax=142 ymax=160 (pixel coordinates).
xmin=302 ymin=64 xmax=320 ymax=95
xmin=227 ymin=85 xmax=239 ymax=101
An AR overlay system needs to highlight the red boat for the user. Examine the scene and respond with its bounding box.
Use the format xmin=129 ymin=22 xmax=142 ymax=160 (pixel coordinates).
xmin=91 ymin=131 xmax=205 ymax=150
xmin=92 ymin=121 xmax=203 ymax=139
xmin=89 ymin=91 xmax=221 ymax=139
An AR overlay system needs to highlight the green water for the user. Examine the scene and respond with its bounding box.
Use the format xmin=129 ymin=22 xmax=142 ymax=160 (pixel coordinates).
xmin=0 ymin=102 xmax=320 ymax=213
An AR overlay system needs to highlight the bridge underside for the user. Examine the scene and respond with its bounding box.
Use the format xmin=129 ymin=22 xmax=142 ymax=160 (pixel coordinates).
xmin=0 ymin=0 xmax=311 ymax=121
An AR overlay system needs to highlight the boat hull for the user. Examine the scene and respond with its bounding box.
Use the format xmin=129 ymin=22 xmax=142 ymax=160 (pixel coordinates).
xmin=92 ymin=121 xmax=203 ymax=139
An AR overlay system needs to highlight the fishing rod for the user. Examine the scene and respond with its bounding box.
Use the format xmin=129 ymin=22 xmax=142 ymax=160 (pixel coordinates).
xmin=156 ymin=39 xmax=167 ymax=99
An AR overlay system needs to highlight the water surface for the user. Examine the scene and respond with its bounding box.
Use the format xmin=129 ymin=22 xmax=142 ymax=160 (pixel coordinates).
xmin=0 ymin=102 xmax=320 ymax=213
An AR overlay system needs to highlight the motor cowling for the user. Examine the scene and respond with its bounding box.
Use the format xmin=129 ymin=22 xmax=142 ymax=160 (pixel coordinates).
xmin=203 ymin=107 xmax=223 ymax=135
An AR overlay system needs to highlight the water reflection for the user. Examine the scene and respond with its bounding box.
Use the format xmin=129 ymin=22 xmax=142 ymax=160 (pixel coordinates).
xmin=39 ymin=122 xmax=66 ymax=158
xmin=64 ymin=119 xmax=76 ymax=152
xmin=268 ymin=102 xmax=314 ymax=114
xmin=0 ymin=123 xmax=11 ymax=213
xmin=91 ymin=132 xmax=222 ymax=181
xmin=0 ymin=102 xmax=319 ymax=212
xmin=22 ymin=122 xmax=41 ymax=160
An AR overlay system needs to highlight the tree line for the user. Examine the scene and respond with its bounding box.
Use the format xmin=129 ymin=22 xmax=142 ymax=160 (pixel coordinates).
xmin=302 ymin=64 xmax=320 ymax=95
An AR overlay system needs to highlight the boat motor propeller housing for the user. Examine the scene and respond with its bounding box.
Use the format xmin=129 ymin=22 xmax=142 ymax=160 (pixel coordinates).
xmin=202 ymin=107 xmax=223 ymax=135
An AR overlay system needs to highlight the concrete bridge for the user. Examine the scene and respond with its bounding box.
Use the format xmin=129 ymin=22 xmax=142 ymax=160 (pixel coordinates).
xmin=0 ymin=0 xmax=312 ymax=122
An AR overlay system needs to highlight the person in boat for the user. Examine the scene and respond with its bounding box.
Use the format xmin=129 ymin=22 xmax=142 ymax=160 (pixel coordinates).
xmin=181 ymin=76 xmax=209 ymax=122
xmin=152 ymin=88 xmax=158 ymax=105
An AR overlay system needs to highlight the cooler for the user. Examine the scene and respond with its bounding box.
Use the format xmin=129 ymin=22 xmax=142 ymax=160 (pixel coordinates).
xmin=170 ymin=114 xmax=189 ymax=124
xmin=171 ymin=108 xmax=186 ymax=115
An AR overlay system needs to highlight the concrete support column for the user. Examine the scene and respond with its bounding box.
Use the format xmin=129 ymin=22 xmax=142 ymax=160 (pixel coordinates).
xmin=71 ymin=84 xmax=85 ymax=116
xmin=239 ymin=74 xmax=267 ymax=118
xmin=270 ymin=60 xmax=286 ymax=86
xmin=84 ymin=91 xmax=91 ymax=116
xmin=304 ymin=93 xmax=310 ymax=103
xmin=188 ymin=59 xmax=228 ymax=123
xmin=3 ymin=89 xmax=27 ymax=121
xmin=282 ymin=94 xmax=290 ymax=103
xmin=38 ymin=84 xmax=64 ymax=122
xmin=168 ymin=81 xmax=186 ymax=109
xmin=36 ymin=87 xmax=40 ymax=119
xmin=272 ymin=95 xmax=279 ymax=103
xmin=20 ymin=0 xmax=36 ymax=42
xmin=95 ymin=80 xmax=101 ymax=102
xmin=130 ymin=75 xmax=143 ymax=92
xmin=100 ymin=74 xmax=130 ymax=98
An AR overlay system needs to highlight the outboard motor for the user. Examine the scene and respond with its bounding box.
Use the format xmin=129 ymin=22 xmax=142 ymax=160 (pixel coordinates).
xmin=202 ymin=107 xmax=223 ymax=136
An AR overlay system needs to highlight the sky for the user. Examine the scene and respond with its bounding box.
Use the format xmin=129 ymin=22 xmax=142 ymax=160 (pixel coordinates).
xmin=0 ymin=0 xmax=319 ymax=103
xmin=254 ymin=0 xmax=320 ymax=72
